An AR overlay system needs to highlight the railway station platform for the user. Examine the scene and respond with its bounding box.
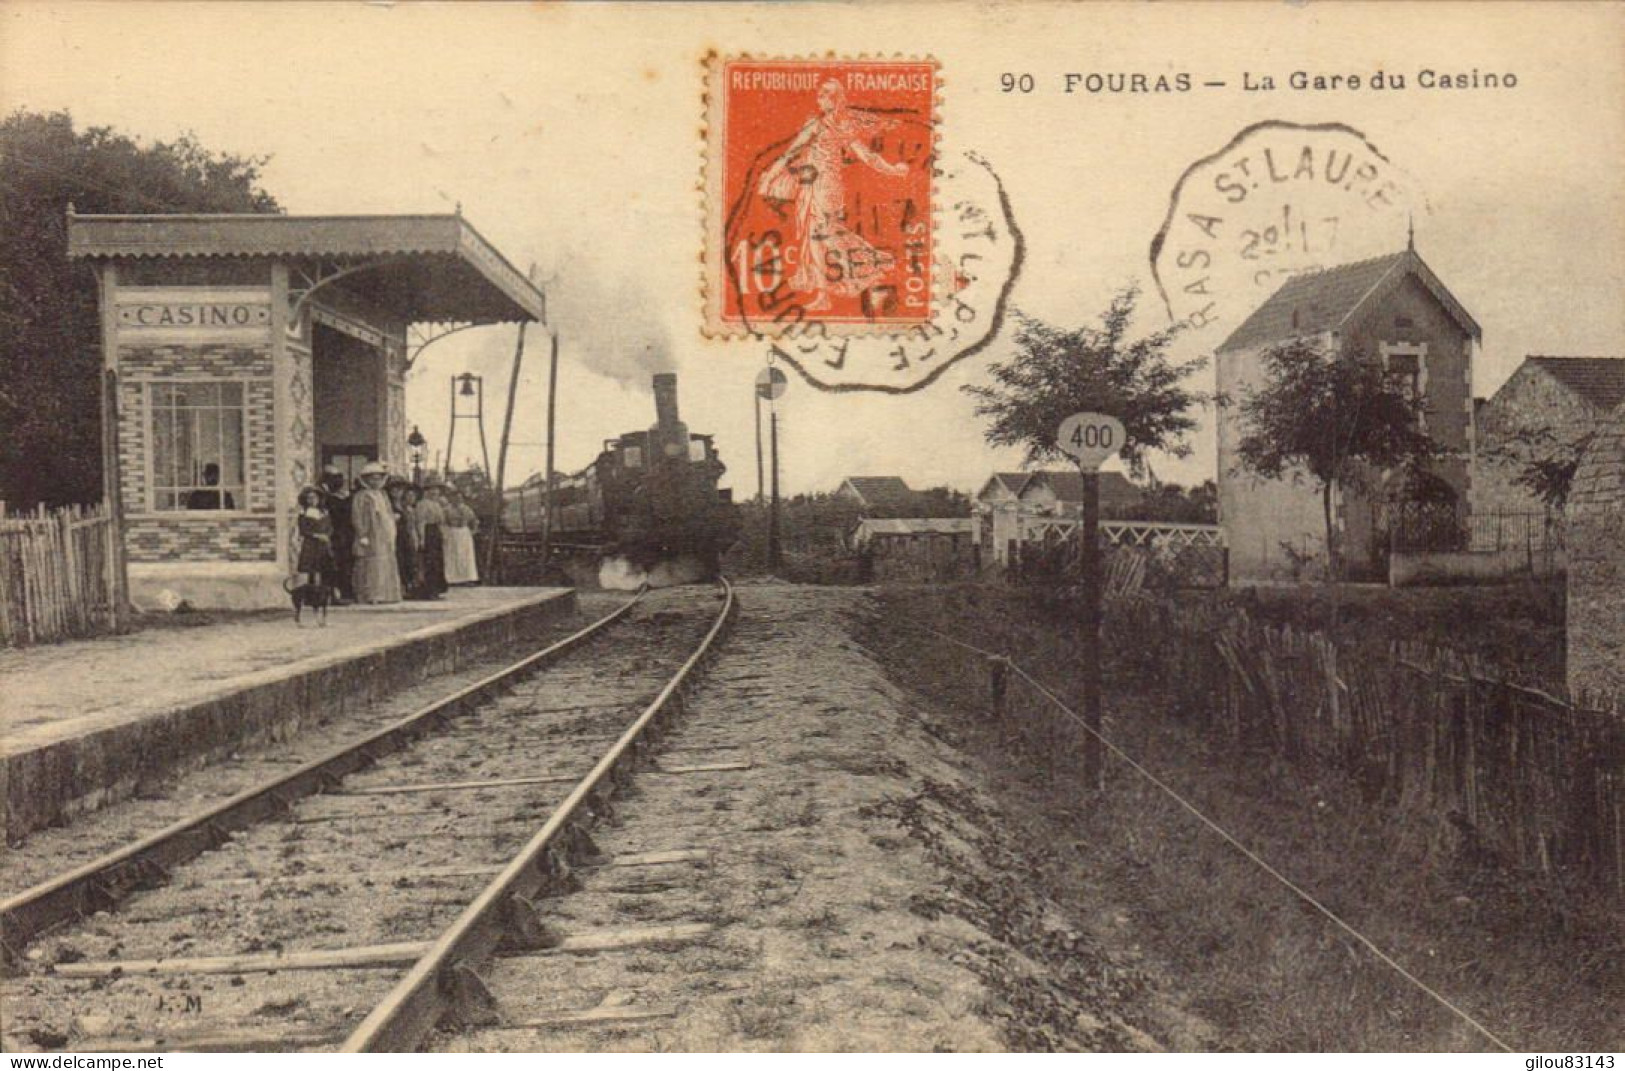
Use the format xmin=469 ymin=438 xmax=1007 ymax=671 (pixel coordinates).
xmin=0 ymin=586 xmax=575 ymax=843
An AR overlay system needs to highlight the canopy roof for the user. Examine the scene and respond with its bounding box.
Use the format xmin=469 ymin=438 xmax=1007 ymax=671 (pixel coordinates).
xmin=68 ymin=212 xmax=545 ymax=324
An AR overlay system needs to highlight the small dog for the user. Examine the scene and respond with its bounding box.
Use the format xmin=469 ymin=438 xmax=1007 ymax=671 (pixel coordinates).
xmin=283 ymin=576 xmax=332 ymax=627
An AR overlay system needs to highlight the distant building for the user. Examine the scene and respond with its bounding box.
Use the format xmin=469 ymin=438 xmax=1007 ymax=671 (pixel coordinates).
xmin=1215 ymin=247 xmax=1480 ymax=581
xmin=1566 ymin=403 xmax=1625 ymax=704
xmin=852 ymin=517 xmax=977 ymax=583
xmin=850 ymin=516 xmax=974 ymax=549
xmin=835 ymin=476 xmax=914 ymax=513
xmin=1473 ymin=356 xmax=1625 ymax=517
xmin=971 ymin=469 xmax=1144 ymax=565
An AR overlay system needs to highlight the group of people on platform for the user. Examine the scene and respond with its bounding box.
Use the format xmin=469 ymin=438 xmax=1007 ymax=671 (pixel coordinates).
xmin=293 ymin=462 xmax=482 ymax=606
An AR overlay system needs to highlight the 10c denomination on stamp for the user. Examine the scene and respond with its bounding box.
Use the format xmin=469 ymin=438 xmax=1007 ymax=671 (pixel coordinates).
xmin=705 ymin=55 xmax=939 ymax=338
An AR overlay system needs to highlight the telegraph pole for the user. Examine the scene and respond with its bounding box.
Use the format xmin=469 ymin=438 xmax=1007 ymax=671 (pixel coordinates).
xmin=754 ymin=383 xmax=764 ymax=503
xmin=769 ymin=405 xmax=781 ymax=571
xmin=541 ymin=331 xmax=559 ymax=570
xmin=486 ymin=322 xmax=527 ymax=580
xmin=755 ymin=366 xmax=787 ymax=570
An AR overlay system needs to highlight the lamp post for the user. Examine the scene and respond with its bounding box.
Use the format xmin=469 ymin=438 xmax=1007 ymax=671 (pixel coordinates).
xmin=407 ymin=425 xmax=427 ymax=486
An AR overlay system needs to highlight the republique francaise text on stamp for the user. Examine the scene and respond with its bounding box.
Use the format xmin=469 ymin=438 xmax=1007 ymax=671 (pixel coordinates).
xmin=704 ymin=56 xmax=939 ymax=339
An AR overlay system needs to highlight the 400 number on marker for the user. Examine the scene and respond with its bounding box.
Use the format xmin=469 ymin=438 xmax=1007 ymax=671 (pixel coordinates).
xmin=1056 ymin=412 xmax=1125 ymax=471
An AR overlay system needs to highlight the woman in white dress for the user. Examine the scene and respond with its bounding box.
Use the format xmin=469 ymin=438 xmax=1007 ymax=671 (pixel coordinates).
xmin=442 ymin=487 xmax=481 ymax=585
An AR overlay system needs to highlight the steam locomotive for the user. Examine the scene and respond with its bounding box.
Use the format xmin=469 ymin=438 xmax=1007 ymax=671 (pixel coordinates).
xmin=500 ymin=373 xmax=738 ymax=576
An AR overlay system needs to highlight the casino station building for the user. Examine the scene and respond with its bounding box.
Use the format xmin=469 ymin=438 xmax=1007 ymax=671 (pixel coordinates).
xmin=67 ymin=210 xmax=546 ymax=609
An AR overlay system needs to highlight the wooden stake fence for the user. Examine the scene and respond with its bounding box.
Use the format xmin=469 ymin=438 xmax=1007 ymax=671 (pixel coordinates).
xmin=0 ymin=501 xmax=123 ymax=646
xmin=1106 ymin=602 xmax=1625 ymax=898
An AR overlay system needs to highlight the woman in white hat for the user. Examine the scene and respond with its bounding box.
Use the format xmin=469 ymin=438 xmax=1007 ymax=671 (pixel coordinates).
xmin=350 ymin=461 xmax=403 ymax=604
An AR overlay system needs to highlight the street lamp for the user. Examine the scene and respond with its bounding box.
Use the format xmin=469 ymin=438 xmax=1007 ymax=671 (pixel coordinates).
xmin=407 ymin=425 xmax=427 ymax=485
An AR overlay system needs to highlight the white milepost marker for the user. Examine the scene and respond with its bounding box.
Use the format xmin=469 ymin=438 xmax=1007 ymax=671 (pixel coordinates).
xmin=1056 ymin=412 xmax=1125 ymax=472
xmin=1055 ymin=412 xmax=1124 ymax=791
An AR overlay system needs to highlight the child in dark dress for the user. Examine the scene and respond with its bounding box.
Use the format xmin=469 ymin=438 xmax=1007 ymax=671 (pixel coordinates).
xmin=295 ymin=487 xmax=335 ymax=586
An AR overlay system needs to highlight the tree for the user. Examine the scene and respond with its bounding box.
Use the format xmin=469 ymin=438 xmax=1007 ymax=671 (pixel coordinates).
xmin=962 ymin=285 xmax=1209 ymax=476
xmin=1134 ymin=478 xmax=1218 ymax=524
xmin=1 ymin=110 xmax=280 ymax=508
xmin=1234 ymin=336 xmax=1438 ymax=580
xmin=1488 ymin=424 xmax=1591 ymax=511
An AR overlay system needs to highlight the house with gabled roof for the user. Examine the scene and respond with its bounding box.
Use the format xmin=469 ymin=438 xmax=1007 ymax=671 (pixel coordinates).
xmin=835 ymin=476 xmax=914 ymax=514
xmin=1216 ymin=245 xmax=1480 ymax=581
xmin=1473 ymin=356 xmax=1625 ymax=517
xmin=972 ymin=469 xmax=1145 ymax=564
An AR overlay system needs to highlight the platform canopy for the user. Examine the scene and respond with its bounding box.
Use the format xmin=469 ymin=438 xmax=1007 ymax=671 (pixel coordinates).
xmin=68 ymin=212 xmax=545 ymax=324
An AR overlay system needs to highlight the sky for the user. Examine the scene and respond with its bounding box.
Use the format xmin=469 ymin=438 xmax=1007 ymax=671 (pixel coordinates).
xmin=4 ymin=1 xmax=1622 ymax=497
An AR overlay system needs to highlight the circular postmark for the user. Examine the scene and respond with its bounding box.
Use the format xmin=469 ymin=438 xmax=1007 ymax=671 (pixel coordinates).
xmin=1150 ymin=120 xmax=1428 ymax=337
xmin=743 ymin=149 xmax=1023 ymax=394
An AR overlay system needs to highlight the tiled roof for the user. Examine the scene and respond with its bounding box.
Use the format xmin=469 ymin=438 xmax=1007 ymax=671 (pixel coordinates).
xmin=67 ymin=212 xmax=545 ymax=322
xmin=854 ymin=517 xmax=973 ymax=536
xmin=841 ymin=476 xmax=913 ymax=506
xmin=1218 ymin=249 xmax=1480 ymax=353
xmin=990 ymin=473 xmax=1034 ymax=496
xmin=1527 ymin=357 xmax=1625 ymax=413
xmin=1025 ymin=470 xmax=1142 ymax=507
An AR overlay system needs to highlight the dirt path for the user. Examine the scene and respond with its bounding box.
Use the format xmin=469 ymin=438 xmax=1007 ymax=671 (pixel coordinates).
xmin=446 ymin=584 xmax=1184 ymax=1052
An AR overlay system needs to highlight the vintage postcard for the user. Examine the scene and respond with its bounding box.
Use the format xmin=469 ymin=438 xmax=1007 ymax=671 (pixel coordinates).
xmin=1 ymin=0 xmax=1621 ymax=1057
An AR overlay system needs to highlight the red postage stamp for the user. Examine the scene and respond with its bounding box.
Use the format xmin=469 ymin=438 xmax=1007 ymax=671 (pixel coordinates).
xmin=704 ymin=55 xmax=939 ymax=337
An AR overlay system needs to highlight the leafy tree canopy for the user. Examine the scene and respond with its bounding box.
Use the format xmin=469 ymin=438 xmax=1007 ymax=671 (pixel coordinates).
xmin=1234 ymin=335 xmax=1438 ymax=576
xmin=1 ymin=109 xmax=280 ymax=507
xmin=1235 ymin=337 xmax=1438 ymax=490
xmin=1486 ymin=424 xmax=1590 ymax=511
xmin=962 ymin=285 xmax=1209 ymax=477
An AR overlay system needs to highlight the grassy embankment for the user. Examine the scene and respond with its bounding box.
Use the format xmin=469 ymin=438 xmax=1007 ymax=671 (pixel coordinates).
xmin=863 ymin=581 xmax=1619 ymax=1052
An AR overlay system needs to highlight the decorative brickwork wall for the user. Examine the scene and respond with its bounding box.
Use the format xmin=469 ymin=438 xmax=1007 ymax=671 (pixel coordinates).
xmin=1567 ymin=405 xmax=1625 ymax=705
xmin=115 ymin=342 xmax=279 ymax=563
xmin=125 ymin=516 xmax=278 ymax=562
xmin=119 ymin=343 xmax=271 ymax=379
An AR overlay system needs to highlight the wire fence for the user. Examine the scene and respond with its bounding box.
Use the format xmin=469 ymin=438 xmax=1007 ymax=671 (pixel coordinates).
xmin=1107 ymin=599 xmax=1624 ymax=898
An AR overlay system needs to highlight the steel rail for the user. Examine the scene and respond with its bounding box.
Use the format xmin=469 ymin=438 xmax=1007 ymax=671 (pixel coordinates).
xmin=0 ymin=590 xmax=647 ymax=963
xmin=341 ymin=577 xmax=737 ymax=1052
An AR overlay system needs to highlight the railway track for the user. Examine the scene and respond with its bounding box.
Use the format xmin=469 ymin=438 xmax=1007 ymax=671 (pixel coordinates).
xmin=2 ymin=580 xmax=737 ymax=1053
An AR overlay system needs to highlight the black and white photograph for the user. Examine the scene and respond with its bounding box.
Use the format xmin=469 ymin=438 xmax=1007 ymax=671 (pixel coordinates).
xmin=1 ymin=0 xmax=1621 ymax=1056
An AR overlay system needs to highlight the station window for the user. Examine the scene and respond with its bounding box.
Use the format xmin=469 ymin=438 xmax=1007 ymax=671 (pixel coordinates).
xmin=149 ymin=381 xmax=247 ymax=511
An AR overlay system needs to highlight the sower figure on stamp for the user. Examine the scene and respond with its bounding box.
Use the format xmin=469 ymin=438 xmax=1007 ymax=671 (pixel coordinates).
xmin=758 ymin=79 xmax=909 ymax=312
xmin=350 ymin=461 xmax=402 ymax=604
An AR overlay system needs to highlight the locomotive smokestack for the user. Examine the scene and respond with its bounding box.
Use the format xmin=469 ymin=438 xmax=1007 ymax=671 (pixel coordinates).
xmin=650 ymin=372 xmax=689 ymax=460
xmin=652 ymin=372 xmax=681 ymax=432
